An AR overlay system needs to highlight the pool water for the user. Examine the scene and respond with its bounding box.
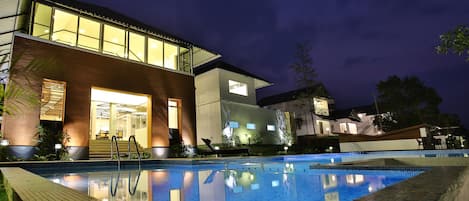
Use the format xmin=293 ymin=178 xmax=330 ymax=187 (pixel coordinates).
xmin=39 ymin=160 xmax=423 ymax=201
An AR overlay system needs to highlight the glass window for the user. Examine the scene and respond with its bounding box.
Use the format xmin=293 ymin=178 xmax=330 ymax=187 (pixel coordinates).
xmin=229 ymin=121 xmax=239 ymax=128
xmin=32 ymin=3 xmax=52 ymax=39
xmin=52 ymin=9 xmax=78 ymax=46
xmin=40 ymin=79 xmax=66 ymax=121
xmin=90 ymin=88 xmax=150 ymax=148
xmin=147 ymin=37 xmax=163 ymax=66
xmin=316 ymin=120 xmax=331 ymax=134
xmin=164 ymin=42 xmax=178 ymax=70
xmin=103 ymin=24 xmax=126 ymax=57
xmin=347 ymin=123 xmax=358 ymax=134
xmin=129 ymin=32 xmax=145 ymax=62
xmin=267 ymin=125 xmax=276 ymax=131
xmin=313 ymin=98 xmax=329 ymax=116
xmin=228 ymin=80 xmax=248 ymax=96
xmin=77 ymin=17 xmax=101 ymax=51
xmin=168 ymin=100 xmax=179 ymax=129
xmin=339 ymin=123 xmax=348 ymax=133
xmin=246 ymin=123 xmax=256 ymax=130
xmin=178 ymin=47 xmax=191 ymax=72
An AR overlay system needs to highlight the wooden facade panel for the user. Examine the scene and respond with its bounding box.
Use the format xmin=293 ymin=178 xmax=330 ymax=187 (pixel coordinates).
xmin=3 ymin=36 xmax=196 ymax=148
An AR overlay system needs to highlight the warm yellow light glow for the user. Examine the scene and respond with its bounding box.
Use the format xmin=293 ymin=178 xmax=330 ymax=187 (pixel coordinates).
xmin=228 ymin=80 xmax=248 ymax=96
xmin=91 ymin=88 xmax=148 ymax=105
xmin=313 ymin=98 xmax=329 ymax=116
xmin=170 ymin=189 xmax=181 ymax=201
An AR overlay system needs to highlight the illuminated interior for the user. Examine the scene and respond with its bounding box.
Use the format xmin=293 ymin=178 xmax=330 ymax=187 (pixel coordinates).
xmin=52 ymin=9 xmax=78 ymax=46
xmin=29 ymin=3 xmax=220 ymax=74
xmin=168 ymin=100 xmax=180 ymax=129
xmin=40 ymin=79 xmax=66 ymax=121
xmin=90 ymin=88 xmax=150 ymax=148
xmin=103 ymin=24 xmax=126 ymax=57
xmin=316 ymin=120 xmax=331 ymax=134
xmin=129 ymin=32 xmax=145 ymax=62
xmin=32 ymin=3 xmax=51 ymax=39
xmin=339 ymin=123 xmax=358 ymax=134
xmin=313 ymin=98 xmax=329 ymax=116
xmin=228 ymin=80 xmax=248 ymax=96
xmin=77 ymin=17 xmax=100 ymax=51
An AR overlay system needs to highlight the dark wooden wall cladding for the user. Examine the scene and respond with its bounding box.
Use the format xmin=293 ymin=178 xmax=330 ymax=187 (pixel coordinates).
xmin=3 ymin=36 xmax=196 ymax=147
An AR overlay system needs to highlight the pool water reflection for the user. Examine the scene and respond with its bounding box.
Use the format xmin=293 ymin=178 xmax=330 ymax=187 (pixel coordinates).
xmin=41 ymin=162 xmax=422 ymax=201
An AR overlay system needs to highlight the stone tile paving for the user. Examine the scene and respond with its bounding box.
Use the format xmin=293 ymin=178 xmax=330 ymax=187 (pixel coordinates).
xmin=357 ymin=166 xmax=468 ymax=201
xmin=1 ymin=167 xmax=97 ymax=201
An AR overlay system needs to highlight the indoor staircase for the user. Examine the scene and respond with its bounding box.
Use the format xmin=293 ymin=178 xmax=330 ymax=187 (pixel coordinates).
xmin=89 ymin=139 xmax=144 ymax=160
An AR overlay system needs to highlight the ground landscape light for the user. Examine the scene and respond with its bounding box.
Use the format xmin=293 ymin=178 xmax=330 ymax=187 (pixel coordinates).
xmin=55 ymin=144 xmax=62 ymax=150
xmin=0 ymin=139 xmax=9 ymax=146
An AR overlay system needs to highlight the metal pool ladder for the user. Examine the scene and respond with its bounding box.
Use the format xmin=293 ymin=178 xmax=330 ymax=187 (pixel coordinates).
xmin=128 ymin=135 xmax=142 ymax=170
xmin=111 ymin=135 xmax=142 ymax=170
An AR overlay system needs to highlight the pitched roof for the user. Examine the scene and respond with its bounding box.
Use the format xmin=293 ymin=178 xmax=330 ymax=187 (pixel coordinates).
xmin=40 ymin=0 xmax=192 ymax=46
xmin=257 ymin=84 xmax=329 ymax=106
xmin=194 ymin=60 xmax=271 ymax=84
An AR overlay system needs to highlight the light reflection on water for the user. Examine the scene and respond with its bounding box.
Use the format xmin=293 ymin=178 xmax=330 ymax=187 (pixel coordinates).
xmin=41 ymin=163 xmax=422 ymax=201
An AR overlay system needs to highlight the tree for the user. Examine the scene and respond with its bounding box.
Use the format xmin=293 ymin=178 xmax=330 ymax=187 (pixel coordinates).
xmin=436 ymin=25 xmax=469 ymax=62
xmin=374 ymin=75 xmax=442 ymax=131
xmin=289 ymin=41 xmax=328 ymax=100
xmin=289 ymin=41 xmax=328 ymax=136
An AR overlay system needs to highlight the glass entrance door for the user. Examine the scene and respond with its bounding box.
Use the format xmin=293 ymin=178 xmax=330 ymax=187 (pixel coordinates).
xmin=90 ymin=88 xmax=150 ymax=148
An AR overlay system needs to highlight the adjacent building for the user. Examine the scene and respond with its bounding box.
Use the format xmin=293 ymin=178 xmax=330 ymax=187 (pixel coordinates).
xmin=1 ymin=0 xmax=219 ymax=159
xmin=331 ymin=105 xmax=382 ymax=136
xmin=258 ymin=86 xmax=334 ymax=138
xmin=194 ymin=61 xmax=293 ymax=146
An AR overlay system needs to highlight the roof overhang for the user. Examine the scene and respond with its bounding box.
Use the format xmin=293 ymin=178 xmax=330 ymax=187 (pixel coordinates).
xmin=0 ymin=0 xmax=29 ymax=74
xmin=254 ymin=78 xmax=272 ymax=89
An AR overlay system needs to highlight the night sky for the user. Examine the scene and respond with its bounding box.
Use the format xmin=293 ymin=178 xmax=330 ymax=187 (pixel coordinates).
xmin=80 ymin=0 xmax=469 ymax=127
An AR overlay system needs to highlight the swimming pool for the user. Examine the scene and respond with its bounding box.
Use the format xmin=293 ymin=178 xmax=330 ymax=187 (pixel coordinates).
xmin=38 ymin=158 xmax=425 ymax=201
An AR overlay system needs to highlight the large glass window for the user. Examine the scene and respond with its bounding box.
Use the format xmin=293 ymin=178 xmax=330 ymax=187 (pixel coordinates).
xmin=313 ymin=98 xmax=329 ymax=116
xmin=228 ymin=80 xmax=248 ymax=96
xmin=78 ymin=17 xmax=101 ymax=51
xmin=40 ymin=79 xmax=66 ymax=121
xmin=164 ymin=42 xmax=178 ymax=70
xmin=90 ymin=88 xmax=150 ymax=148
xmin=52 ymin=9 xmax=78 ymax=46
xmin=147 ymin=37 xmax=163 ymax=66
xmin=168 ymin=100 xmax=180 ymax=129
xmin=129 ymin=32 xmax=145 ymax=62
xmin=103 ymin=24 xmax=126 ymax=57
xmin=32 ymin=3 xmax=52 ymax=39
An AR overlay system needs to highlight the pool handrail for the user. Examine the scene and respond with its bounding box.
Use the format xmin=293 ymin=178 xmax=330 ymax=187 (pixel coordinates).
xmin=128 ymin=135 xmax=142 ymax=170
xmin=111 ymin=136 xmax=121 ymax=170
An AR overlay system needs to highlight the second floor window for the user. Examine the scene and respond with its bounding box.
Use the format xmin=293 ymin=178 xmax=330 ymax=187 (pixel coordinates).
xmin=228 ymin=80 xmax=247 ymax=96
xmin=313 ymin=98 xmax=329 ymax=116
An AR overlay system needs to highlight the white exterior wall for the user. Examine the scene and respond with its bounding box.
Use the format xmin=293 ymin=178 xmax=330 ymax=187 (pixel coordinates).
xmin=195 ymin=69 xmax=222 ymax=144
xmin=196 ymin=68 xmax=282 ymax=144
xmin=332 ymin=113 xmax=380 ymax=136
xmin=263 ymin=98 xmax=332 ymax=136
xmin=340 ymin=139 xmax=419 ymax=152
xmin=218 ymin=69 xmax=257 ymax=105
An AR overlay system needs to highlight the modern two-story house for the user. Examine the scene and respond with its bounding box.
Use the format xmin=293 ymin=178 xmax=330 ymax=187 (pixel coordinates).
xmin=194 ymin=61 xmax=294 ymax=146
xmin=1 ymin=0 xmax=219 ymax=159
